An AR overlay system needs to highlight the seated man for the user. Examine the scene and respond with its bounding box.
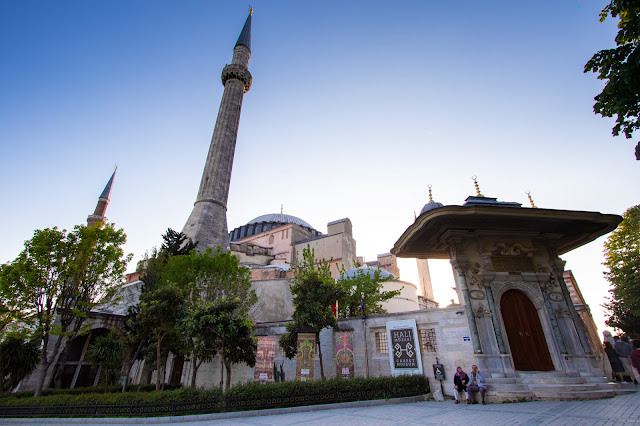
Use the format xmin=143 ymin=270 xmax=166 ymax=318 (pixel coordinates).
xmin=467 ymin=364 xmax=487 ymax=404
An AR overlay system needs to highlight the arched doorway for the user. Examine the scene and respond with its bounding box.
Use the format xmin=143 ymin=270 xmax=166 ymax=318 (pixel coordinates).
xmin=501 ymin=289 xmax=554 ymax=371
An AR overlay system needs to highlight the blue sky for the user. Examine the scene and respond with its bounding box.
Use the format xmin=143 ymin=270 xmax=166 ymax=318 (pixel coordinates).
xmin=1 ymin=1 xmax=638 ymax=336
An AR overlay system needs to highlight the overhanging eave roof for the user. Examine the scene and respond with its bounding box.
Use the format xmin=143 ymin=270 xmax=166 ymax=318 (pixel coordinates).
xmin=391 ymin=206 xmax=622 ymax=259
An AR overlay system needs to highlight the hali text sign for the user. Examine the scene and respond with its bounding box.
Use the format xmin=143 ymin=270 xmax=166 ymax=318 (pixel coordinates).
xmin=386 ymin=319 xmax=423 ymax=377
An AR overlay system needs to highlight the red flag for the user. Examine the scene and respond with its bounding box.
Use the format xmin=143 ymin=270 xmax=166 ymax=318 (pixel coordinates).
xmin=332 ymin=300 xmax=339 ymax=318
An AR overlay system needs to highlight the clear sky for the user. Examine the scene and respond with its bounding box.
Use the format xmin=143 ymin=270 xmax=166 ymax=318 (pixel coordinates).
xmin=1 ymin=1 xmax=638 ymax=339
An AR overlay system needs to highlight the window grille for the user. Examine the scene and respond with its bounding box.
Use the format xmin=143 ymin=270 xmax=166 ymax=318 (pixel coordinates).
xmin=375 ymin=332 xmax=388 ymax=353
xmin=419 ymin=328 xmax=438 ymax=352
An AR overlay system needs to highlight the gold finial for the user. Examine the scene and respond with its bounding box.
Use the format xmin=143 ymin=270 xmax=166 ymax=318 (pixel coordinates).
xmin=472 ymin=176 xmax=484 ymax=197
xmin=428 ymin=184 xmax=433 ymax=203
xmin=526 ymin=191 xmax=538 ymax=208
xmin=249 ymin=6 xmax=253 ymax=15
xmin=280 ymin=204 xmax=283 ymax=214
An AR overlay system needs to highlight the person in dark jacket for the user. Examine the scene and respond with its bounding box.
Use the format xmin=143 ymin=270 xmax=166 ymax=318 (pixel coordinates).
xmin=604 ymin=341 xmax=626 ymax=383
xmin=453 ymin=366 xmax=469 ymax=404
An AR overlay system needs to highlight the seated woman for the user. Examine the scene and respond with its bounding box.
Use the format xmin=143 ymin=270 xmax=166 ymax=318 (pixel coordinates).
xmin=453 ymin=366 xmax=469 ymax=404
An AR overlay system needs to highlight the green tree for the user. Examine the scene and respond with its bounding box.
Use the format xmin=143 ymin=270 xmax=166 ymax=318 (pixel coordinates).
xmin=83 ymin=330 xmax=125 ymax=386
xmin=137 ymin=228 xmax=197 ymax=293
xmin=604 ymin=205 xmax=640 ymax=335
xmin=0 ymin=336 xmax=40 ymax=393
xmin=336 ymin=266 xmax=400 ymax=317
xmin=134 ymin=283 xmax=187 ymax=391
xmin=279 ymin=247 xmax=343 ymax=380
xmin=0 ymin=224 xmax=130 ymax=397
xmin=163 ymin=247 xmax=255 ymax=309
xmin=584 ymin=0 xmax=640 ymax=159
xmin=186 ymin=298 xmax=256 ymax=390
xmin=168 ymin=248 xmax=255 ymax=387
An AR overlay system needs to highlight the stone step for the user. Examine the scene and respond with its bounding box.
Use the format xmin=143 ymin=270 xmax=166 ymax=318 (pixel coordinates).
xmin=531 ymin=389 xmax=619 ymax=401
xmin=485 ymin=383 xmax=529 ymax=392
xmin=485 ymin=377 xmax=518 ymax=384
xmin=584 ymin=376 xmax=615 ymax=384
xmin=519 ymin=376 xmax=587 ymax=384
xmin=528 ymin=383 xmax=599 ymax=392
xmin=595 ymin=382 xmax=635 ymax=391
xmin=517 ymin=371 xmax=569 ymax=377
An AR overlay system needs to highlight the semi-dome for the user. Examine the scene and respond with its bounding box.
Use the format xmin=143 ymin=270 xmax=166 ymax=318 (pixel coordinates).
xmin=340 ymin=266 xmax=396 ymax=280
xmin=229 ymin=212 xmax=321 ymax=242
xmin=247 ymin=213 xmax=313 ymax=229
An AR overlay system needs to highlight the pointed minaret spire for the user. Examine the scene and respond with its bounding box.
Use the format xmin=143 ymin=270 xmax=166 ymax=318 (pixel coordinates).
xmin=88 ymin=167 xmax=117 ymax=227
xmin=236 ymin=9 xmax=252 ymax=50
xmin=182 ymin=13 xmax=253 ymax=251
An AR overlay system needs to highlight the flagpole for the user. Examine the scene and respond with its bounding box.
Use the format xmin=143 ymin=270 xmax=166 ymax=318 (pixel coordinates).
xmin=361 ymin=292 xmax=369 ymax=378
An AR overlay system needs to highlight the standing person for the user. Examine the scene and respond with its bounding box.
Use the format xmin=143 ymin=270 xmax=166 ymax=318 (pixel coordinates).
xmin=467 ymin=364 xmax=487 ymax=404
xmin=614 ymin=336 xmax=639 ymax=384
xmin=630 ymin=339 xmax=640 ymax=385
xmin=604 ymin=341 xmax=626 ymax=383
xmin=453 ymin=366 xmax=469 ymax=404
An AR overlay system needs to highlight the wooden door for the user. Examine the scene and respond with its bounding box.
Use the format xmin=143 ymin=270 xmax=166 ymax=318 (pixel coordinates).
xmin=501 ymin=290 xmax=554 ymax=371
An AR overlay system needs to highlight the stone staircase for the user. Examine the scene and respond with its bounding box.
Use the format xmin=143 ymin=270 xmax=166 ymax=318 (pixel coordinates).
xmin=484 ymin=372 xmax=637 ymax=402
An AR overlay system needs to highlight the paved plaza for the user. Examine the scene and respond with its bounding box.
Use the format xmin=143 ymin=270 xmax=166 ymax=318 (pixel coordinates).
xmin=5 ymin=391 xmax=640 ymax=425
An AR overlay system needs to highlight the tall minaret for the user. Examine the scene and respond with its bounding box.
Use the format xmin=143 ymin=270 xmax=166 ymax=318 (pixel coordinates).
xmin=87 ymin=167 xmax=116 ymax=228
xmin=182 ymin=11 xmax=253 ymax=251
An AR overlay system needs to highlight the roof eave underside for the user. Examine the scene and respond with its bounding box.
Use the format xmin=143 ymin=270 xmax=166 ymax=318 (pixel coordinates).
xmin=391 ymin=206 xmax=622 ymax=259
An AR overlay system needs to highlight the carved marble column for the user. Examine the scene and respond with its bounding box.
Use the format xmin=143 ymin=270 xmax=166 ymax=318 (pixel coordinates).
xmin=452 ymin=259 xmax=482 ymax=354
xmin=538 ymin=273 xmax=568 ymax=354
xmin=549 ymin=255 xmax=591 ymax=354
xmin=484 ymin=285 xmax=506 ymax=354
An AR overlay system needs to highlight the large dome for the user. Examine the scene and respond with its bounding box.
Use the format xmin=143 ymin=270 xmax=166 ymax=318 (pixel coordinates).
xmin=229 ymin=212 xmax=321 ymax=242
xmin=247 ymin=213 xmax=313 ymax=229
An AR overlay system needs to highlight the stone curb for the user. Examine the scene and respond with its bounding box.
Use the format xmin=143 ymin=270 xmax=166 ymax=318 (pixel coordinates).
xmin=2 ymin=394 xmax=432 ymax=424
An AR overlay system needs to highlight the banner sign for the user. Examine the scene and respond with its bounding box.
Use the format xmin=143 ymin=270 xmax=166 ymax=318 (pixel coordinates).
xmin=335 ymin=331 xmax=355 ymax=379
xmin=295 ymin=333 xmax=316 ymax=382
xmin=254 ymin=336 xmax=276 ymax=384
xmin=386 ymin=319 xmax=423 ymax=377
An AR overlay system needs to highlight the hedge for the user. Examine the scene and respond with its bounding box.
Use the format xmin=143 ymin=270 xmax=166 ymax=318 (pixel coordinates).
xmin=0 ymin=375 xmax=428 ymax=418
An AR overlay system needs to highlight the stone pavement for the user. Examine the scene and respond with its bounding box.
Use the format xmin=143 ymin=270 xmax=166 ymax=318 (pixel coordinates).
xmin=5 ymin=390 xmax=640 ymax=425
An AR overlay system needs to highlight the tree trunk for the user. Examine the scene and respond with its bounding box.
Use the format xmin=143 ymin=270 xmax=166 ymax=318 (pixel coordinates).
xmin=219 ymin=355 xmax=224 ymax=389
xmin=34 ymin=333 xmax=65 ymax=397
xmin=155 ymin=337 xmax=163 ymax=391
xmin=316 ymin=333 xmax=325 ymax=380
xmin=191 ymin=358 xmax=202 ymax=388
xmin=224 ymin=359 xmax=232 ymax=391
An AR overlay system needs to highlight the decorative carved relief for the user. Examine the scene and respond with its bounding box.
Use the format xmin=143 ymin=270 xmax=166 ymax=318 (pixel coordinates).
xmin=465 ymin=263 xmax=483 ymax=288
xmin=555 ymin=306 xmax=570 ymax=318
xmin=474 ymin=305 xmax=492 ymax=318
xmin=537 ymin=265 xmax=550 ymax=273
xmin=485 ymin=242 xmax=535 ymax=257
xmin=548 ymin=292 xmax=564 ymax=302
xmin=469 ymin=290 xmax=486 ymax=300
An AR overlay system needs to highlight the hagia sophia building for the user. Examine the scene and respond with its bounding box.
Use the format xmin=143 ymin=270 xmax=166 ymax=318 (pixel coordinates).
xmin=17 ymin=10 xmax=636 ymax=401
